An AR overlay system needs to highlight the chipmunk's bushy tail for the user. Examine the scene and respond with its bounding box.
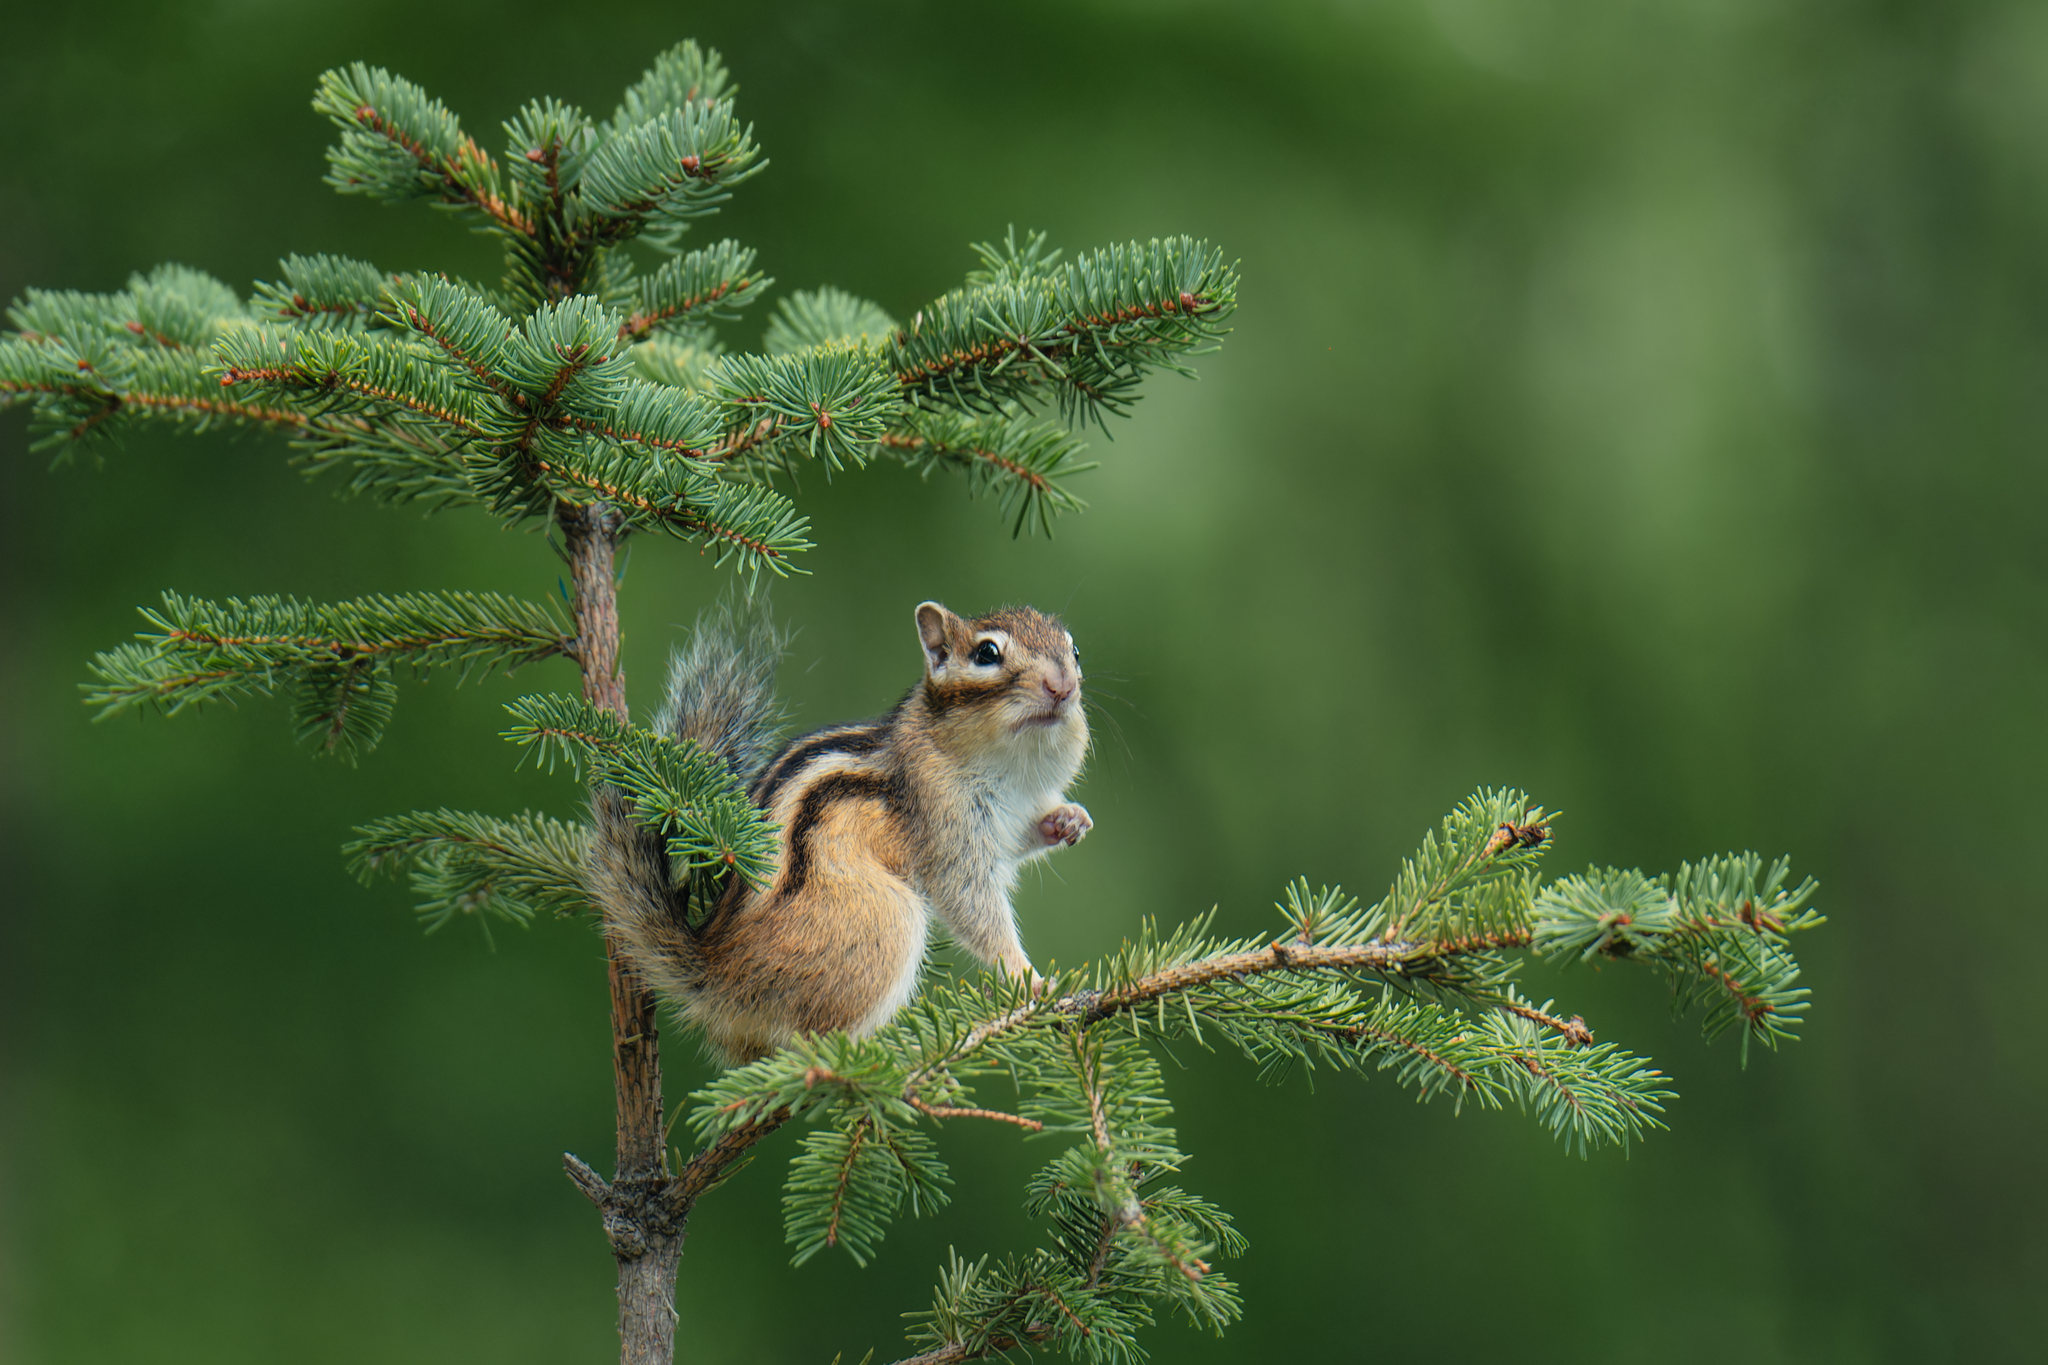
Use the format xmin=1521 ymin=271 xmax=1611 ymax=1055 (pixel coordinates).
xmin=587 ymin=597 xmax=786 ymax=1017
xmin=654 ymin=596 xmax=788 ymax=789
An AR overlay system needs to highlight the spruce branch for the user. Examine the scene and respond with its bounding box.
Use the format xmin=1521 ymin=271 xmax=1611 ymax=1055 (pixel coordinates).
xmin=83 ymin=589 xmax=573 ymax=759
xmin=763 ymin=286 xmax=898 ymax=355
xmin=1 ymin=340 xmax=319 ymax=451
xmin=287 ymin=409 xmax=479 ymax=508
xmin=891 ymin=235 xmax=1238 ymax=425
xmin=580 ymin=376 xmax=725 ymax=455
xmin=289 ymin=657 xmax=399 ymax=762
xmin=579 ymin=97 xmax=763 ymax=249
xmin=502 ymin=294 xmax=630 ymax=410
xmin=367 ymin=274 xmax=817 ymax=575
xmin=1483 ymin=1012 xmax=1673 ymax=1157
xmin=526 ymin=443 xmax=814 ymax=577
xmin=785 ymin=1113 xmax=952 ymax=1267
xmin=1 ymin=269 xmax=318 ymax=453
xmin=619 ymin=239 xmax=770 ymax=344
xmin=879 ymin=407 xmax=1095 ymax=537
xmin=608 ymin=40 xmax=733 ymax=136
xmin=962 ymin=226 xmax=1066 ymax=289
xmin=348 ymin=808 xmax=590 ymax=933
xmin=315 ymin=62 xmax=534 ymax=236
xmin=214 ymin=324 xmax=486 ymax=436
xmin=9 ymin=263 xmax=242 ymax=353
xmin=628 ymin=335 xmax=725 ymax=392
xmin=704 ymin=346 xmax=904 ymax=474
xmin=250 ymin=254 xmax=399 ymax=330
xmin=502 ymin=692 xmax=777 ymax=884
xmin=501 ymin=97 xmax=598 ymax=228
xmin=385 ymin=274 xmax=521 ymax=401
xmin=668 ymin=786 xmax=1811 ymax=1365
xmin=1532 ymin=854 xmax=1824 ymax=1063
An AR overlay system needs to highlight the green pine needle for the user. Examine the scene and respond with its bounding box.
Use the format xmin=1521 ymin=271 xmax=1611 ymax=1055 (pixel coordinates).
xmin=83 ymin=589 xmax=572 ymax=760
xmin=502 ymin=692 xmax=778 ymax=885
xmin=348 ymin=807 xmax=590 ymax=933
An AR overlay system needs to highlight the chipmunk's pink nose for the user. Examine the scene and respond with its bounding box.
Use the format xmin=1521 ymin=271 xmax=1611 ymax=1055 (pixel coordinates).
xmin=1044 ymin=675 xmax=1075 ymax=703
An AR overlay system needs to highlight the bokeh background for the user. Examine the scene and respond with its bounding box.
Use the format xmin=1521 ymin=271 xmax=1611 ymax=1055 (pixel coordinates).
xmin=5 ymin=1 xmax=2044 ymax=1361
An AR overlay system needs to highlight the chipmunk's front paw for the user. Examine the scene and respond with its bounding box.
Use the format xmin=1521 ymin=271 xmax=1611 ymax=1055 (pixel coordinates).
xmin=1039 ymin=803 xmax=1093 ymax=848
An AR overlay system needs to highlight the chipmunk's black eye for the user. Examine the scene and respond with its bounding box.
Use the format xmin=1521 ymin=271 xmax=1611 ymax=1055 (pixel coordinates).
xmin=971 ymin=640 xmax=1002 ymax=667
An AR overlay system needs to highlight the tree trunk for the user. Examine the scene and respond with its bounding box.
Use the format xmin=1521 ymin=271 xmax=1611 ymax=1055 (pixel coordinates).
xmin=560 ymin=502 xmax=683 ymax=1365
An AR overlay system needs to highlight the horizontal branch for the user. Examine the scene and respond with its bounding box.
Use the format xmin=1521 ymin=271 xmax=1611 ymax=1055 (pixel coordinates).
xmin=908 ymin=1098 xmax=1043 ymax=1133
xmin=215 ymin=328 xmax=485 ymax=436
xmin=1087 ymin=936 xmax=1487 ymax=1019
xmin=348 ymin=807 xmax=591 ymax=931
xmin=3 ymin=341 xmax=326 ymax=449
xmin=877 ymin=407 xmax=1093 ymax=537
xmin=618 ymin=239 xmax=769 ymax=344
xmin=86 ymin=591 xmax=573 ymax=759
xmin=889 ymin=235 xmax=1238 ymax=421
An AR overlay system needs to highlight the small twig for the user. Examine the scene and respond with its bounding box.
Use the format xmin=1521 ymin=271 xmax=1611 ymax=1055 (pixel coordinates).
xmin=886 ymin=1342 xmax=1009 ymax=1365
xmin=1085 ymin=1210 xmax=1122 ymax=1290
xmin=885 ymin=1320 xmax=1055 ymax=1365
xmin=1498 ymin=998 xmax=1595 ymax=1047
xmin=908 ymin=1097 xmax=1043 ymax=1132
xmin=563 ymin=1150 xmax=611 ymax=1207
xmin=878 ymin=431 xmax=1052 ymax=491
xmin=824 ymin=1117 xmax=873 ymax=1250
xmin=896 ymin=932 xmax=1535 ymax=1102
xmin=1077 ymin=1038 xmax=1112 ymax=1158
xmin=667 ymin=1109 xmax=793 ymax=1214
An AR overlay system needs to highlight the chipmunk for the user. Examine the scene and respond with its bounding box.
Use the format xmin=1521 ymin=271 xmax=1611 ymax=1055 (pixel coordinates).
xmin=589 ymin=600 xmax=1091 ymax=1063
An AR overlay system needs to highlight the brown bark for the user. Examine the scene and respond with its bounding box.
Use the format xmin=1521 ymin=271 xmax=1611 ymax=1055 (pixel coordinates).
xmin=559 ymin=502 xmax=686 ymax=1365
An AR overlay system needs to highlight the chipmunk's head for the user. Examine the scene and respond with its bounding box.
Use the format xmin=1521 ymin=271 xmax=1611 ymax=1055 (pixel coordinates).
xmin=915 ymin=601 xmax=1087 ymax=761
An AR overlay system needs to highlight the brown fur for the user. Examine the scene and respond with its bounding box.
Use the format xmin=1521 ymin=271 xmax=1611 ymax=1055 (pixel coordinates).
xmin=592 ymin=601 xmax=1090 ymax=1064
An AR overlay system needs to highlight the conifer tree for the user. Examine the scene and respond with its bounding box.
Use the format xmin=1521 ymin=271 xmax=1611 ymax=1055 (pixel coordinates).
xmin=3 ymin=42 xmax=1823 ymax=1365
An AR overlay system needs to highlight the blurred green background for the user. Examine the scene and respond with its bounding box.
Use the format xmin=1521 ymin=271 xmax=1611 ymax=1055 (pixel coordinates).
xmin=4 ymin=1 xmax=2044 ymax=1360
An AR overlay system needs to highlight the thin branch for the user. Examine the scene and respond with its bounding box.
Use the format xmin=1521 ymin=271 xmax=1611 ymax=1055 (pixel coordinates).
xmin=3 ymin=377 xmax=325 ymax=436
xmin=907 ymin=1097 xmax=1043 ymax=1133
xmin=879 ymin=431 xmax=1049 ymax=491
xmin=893 ymin=289 xmax=1223 ymax=391
xmin=704 ymin=415 xmax=783 ymax=464
xmin=1318 ymin=1018 xmax=1486 ymax=1090
xmin=1085 ymin=1208 xmax=1121 ymax=1290
xmin=158 ymin=624 xmax=569 ymax=663
xmin=564 ymin=1150 xmax=611 ymax=1207
xmin=825 ymin=1117 xmax=873 ymax=1251
xmin=619 ymin=278 xmax=739 ymax=344
xmin=1077 ymin=1036 xmax=1113 ymax=1158
xmin=531 ymin=458 xmax=792 ymax=565
xmin=1698 ymin=960 xmax=1775 ymax=1028
xmin=352 ymin=101 xmax=535 ymax=236
xmin=218 ymin=365 xmax=483 ymax=434
xmin=1511 ymin=1052 xmax=1589 ymax=1122
xmin=1497 ymin=999 xmax=1594 ymax=1047
xmin=668 ymin=1109 xmax=792 ymax=1213
xmin=404 ymin=306 xmax=523 ymax=403
xmin=887 ymin=1337 xmax=1029 ymax=1365
xmin=1087 ymin=935 xmax=1515 ymax=1020
xmin=514 ymin=344 xmax=597 ymax=455
xmin=559 ymin=411 xmax=709 ymax=458
xmin=895 ymin=928 xmax=1538 ymax=1115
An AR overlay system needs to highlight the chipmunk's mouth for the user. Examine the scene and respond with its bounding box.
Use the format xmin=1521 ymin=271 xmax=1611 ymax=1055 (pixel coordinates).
xmin=1017 ymin=708 xmax=1066 ymax=728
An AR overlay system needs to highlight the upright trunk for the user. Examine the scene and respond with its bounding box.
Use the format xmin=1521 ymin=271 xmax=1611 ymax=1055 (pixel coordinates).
xmin=560 ymin=502 xmax=685 ymax=1364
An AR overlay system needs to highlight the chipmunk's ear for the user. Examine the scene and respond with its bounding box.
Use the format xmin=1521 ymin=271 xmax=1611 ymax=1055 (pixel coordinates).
xmin=915 ymin=601 xmax=957 ymax=672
